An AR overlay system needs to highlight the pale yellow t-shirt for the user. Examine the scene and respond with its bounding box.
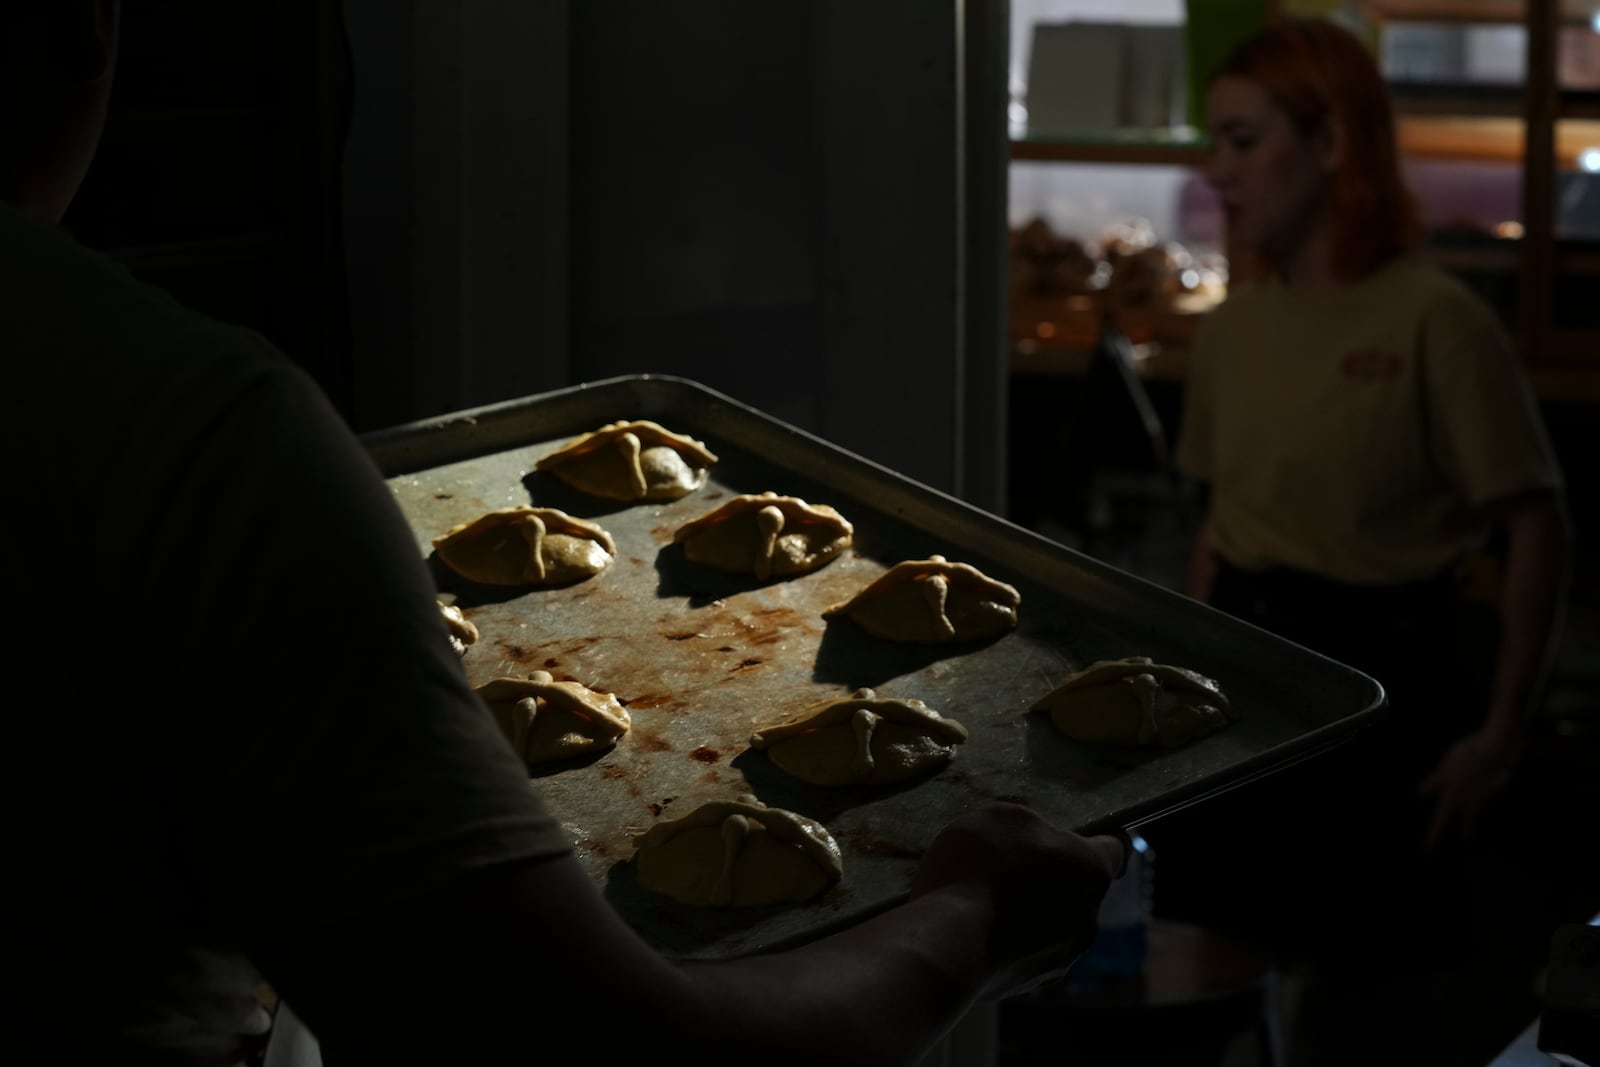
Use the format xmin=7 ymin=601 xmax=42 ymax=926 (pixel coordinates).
xmin=1175 ymin=255 xmax=1563 ymax=585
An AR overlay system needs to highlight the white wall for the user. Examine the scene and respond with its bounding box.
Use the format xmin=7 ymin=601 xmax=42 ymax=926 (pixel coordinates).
xmin=1006 ymin=0 xmax=1210 ymax=253
xmin=1008 ymin=0 xmax=1185 ymax=105
xmin=1009 ymin=161 xmax=1214 ymax=251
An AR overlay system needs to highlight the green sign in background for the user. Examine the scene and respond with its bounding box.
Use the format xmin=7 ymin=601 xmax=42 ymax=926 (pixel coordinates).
xmin=1184 ymin=2 xmax=1383 ymax=128
xmin=1182 ymin=0 xmax=1271 ymax=129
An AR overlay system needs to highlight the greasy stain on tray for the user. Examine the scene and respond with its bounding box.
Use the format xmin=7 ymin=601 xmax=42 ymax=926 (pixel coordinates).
xmin=842 ymin=831 xmax=920 ymax=861
xmin=578 ymin=838 xmax=614 ymax=860
xmin=634 ymin=728 xmax=672 ymax=753
xmin=495 ymin=640 xmax=537 ymax=663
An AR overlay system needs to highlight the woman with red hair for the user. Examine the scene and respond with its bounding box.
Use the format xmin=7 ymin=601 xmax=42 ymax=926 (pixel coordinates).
xmin=1147 ymin=16 xmax=1572 ymax=1064
xmin=1207 ymin=17 xmax=1425 ymax=283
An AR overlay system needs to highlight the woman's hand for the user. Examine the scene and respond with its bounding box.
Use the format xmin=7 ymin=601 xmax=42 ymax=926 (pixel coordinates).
xmin=1417 ymin=726 xmax=1517 ymax=849
xmin=1421 ymin=490 xmax=1571 ymax=851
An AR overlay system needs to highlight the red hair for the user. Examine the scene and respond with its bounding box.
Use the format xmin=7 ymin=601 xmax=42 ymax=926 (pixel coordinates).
xmin=1213 ymin=18 xmax=1423 ymax=281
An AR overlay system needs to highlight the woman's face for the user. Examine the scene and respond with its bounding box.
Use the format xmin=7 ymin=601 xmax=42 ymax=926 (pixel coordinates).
xmin=1204 ymin=75 xmax=1335 ymax=263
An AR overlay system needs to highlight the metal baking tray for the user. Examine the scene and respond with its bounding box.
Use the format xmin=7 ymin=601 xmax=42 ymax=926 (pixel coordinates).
xmin=363 ymin=374 xmax=1385 ymax=960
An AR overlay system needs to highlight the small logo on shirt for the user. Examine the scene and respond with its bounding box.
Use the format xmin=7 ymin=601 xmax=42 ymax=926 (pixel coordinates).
xmin=1340 ymin=348 xmax=1403 ymax=382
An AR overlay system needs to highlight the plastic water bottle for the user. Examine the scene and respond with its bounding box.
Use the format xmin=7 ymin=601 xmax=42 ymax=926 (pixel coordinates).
xmin=1065 ymin=832 xmax=1153 ymax=990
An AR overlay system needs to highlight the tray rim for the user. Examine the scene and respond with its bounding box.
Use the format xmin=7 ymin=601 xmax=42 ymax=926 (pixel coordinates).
xmin=362 ymin=373 xmax=1388 ymax=833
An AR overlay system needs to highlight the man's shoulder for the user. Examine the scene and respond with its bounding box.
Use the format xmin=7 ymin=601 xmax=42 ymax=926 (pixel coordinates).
xmin=3 ymin=205 xmax=294 ymax=397
xmin=3 ymin=205 xmax=184 ymax=330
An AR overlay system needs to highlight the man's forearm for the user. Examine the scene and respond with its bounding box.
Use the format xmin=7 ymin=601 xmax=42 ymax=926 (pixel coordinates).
xmin=274 ymin=869 xmax=970 ymax=1066
xmin=681 ymin=885 xmax=991 ymax=1065
xmin=266 ymin=850 xmax=1035 ymax=1067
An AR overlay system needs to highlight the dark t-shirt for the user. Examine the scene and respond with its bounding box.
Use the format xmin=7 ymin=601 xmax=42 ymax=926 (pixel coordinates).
xmin=3 ymin=204 xmax=570 ymax=1062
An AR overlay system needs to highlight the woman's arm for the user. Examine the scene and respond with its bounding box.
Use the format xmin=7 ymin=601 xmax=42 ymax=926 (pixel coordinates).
xmin=1418 ymin=488 xmax=1571 ymax=847
xmin=1481 ymin=489 xmax=1572 ymax=749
